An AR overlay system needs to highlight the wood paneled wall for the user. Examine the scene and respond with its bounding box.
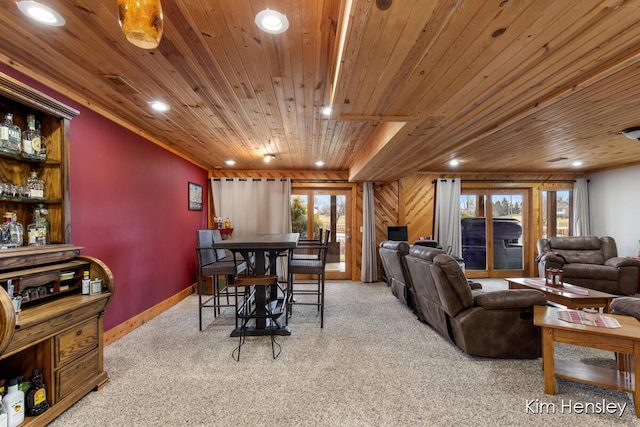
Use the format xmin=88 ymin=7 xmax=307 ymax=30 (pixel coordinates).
xmin=374 ymin=172 xmax=582 ymax=278
xmin=375 ymin=175 xmax=437 ymax=248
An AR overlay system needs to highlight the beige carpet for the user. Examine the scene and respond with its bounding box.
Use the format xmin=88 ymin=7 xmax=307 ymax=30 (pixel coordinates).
xmin=49 ymin=280 xmax=638 ymax=426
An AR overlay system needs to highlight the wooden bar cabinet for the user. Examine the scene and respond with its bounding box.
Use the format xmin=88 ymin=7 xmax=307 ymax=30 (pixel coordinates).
xmin=0 ymin=245 xmax=114 ymax=426
xmin=0 ymin=73 xmax=115 ymax=425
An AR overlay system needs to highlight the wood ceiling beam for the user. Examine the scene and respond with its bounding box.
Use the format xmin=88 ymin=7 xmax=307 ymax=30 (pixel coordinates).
xmin=348 ymin=120 xmax=408 ymax=181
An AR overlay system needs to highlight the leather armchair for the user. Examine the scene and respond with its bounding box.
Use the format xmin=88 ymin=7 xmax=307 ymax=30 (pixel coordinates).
xmin=536 ymin=236 xmax=640 ymax=295
xmin=379 ymin=241 xmax=415 ymax=311
xmin=429 ymin=254 xmax=547 ymax=359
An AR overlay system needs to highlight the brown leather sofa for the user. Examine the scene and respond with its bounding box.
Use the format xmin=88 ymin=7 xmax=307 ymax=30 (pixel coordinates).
xmin=415 ymin=252 xmax=546 ymax=359
xmin=379 ymin=241 xmax=415 ymax=311
xmin=536 ymin=236 xmax=640 ymax=295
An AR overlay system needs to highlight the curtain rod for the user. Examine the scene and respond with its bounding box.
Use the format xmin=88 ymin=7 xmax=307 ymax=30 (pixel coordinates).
xmin=433 ymin=179 xmax=578 ymax=183
xmin=293 ymin=179 xmax=349 ymax=183
xmin=211 ymin=178 xmax=289 ymax=182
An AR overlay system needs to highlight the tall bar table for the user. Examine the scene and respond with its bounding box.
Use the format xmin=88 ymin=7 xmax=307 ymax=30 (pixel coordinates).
xmin=215 ymin=232 xmax=299 ymax=336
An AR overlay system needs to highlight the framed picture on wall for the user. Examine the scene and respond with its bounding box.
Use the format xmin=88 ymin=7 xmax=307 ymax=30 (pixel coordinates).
xmin=188 ymin=182 xmax=203 ymax=211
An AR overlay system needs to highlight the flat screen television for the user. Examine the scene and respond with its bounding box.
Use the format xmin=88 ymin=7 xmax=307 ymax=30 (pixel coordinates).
xmin=387 ymin=225 xmax=408 ymax=241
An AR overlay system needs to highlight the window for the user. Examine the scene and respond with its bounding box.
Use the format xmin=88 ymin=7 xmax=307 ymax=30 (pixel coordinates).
xmin=541 ymin=190 xmax=573 ymax=238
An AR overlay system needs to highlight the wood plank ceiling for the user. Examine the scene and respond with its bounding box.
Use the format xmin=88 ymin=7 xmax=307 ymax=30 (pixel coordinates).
xmin=0 ymin=0 xmax=639 ymax=183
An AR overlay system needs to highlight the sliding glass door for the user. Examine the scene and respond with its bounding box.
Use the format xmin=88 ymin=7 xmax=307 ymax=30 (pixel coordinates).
xmin=461 ymin=189 xmax=528 ymax=277
xmin=291 ymin=186 xmax=352 ymax=279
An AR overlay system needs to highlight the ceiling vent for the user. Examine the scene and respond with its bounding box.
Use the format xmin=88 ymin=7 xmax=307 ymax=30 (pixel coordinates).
xmin=101 ymin=74 xmax=140 ymax=95
xmin=546 ymin=157 xmax=568 ymax=163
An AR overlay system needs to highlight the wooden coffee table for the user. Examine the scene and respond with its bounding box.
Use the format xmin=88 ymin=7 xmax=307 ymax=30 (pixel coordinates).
xmin=506 ymin=277 xmax=615 ymax=313
xmin=534 ymin=305 xmax=640 ymax=418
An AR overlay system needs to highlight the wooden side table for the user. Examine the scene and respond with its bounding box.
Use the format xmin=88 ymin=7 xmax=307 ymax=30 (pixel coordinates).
xmin=534 ymin=305 xmax=640 ymax=418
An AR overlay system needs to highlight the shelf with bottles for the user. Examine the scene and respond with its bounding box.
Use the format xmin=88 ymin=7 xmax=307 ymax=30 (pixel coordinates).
xmin=0 ymin=259 xmax=91 ymax=309
xmin=0 ymin=171 xmax=48 ymax=204
xmin=0 ymin=147 xmax=55 ymax=164
xmin=0 ymin=204 xmax=54 ymax=249
xmin=0 ymin=72 xmax=77 ymax=247
xmin=0 ymin=111 xmax=47 ymax=160
xmin=0 ymin=106 xmax=64 ymax=165
xmin=0 ymin=197 xmax=61 ymax=204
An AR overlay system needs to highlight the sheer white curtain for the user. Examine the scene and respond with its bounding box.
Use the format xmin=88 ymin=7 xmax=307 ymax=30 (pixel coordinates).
xmin=210 ymin=178 xmax=292 ymax=237
xmin=361 ymin=182 xmax=377 ymax=282
xmin=434 ymin=178 xmax=462 ymax=257
xmin=573 ymin=178 xmax=590 ymax=236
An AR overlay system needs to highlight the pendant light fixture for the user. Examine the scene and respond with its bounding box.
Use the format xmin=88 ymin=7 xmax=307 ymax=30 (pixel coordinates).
xmin=117 ymin=0 xmax=164 ymax=49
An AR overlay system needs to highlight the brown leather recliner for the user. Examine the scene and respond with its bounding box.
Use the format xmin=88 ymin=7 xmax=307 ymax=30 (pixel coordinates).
xmin=404 ymin=245 xmax=450 ymax=336
xmin=405 ymin=245 xmax=484 ymax=334
xmin=429 ymin=253 xmax=547 ymax=359
xmin=536 ymin=236 xmax=640 ymax=295
xmin=379 ymin=241 xmax=415 ymax=311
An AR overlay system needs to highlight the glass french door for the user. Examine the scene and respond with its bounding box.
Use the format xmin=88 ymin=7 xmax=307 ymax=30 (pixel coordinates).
xmin=291 ymin=187 xmax=352 ymax=279
xmin=461 ymin=189 xmax=528 ymax=277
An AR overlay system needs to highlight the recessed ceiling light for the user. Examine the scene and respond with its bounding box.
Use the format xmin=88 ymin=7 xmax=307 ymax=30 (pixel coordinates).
xmin=149 ymin=101 xmax=170 ymax=112
xmin=315 ymin=160 xmax=325 ymax=167
xmin=572 ymin=161 xmax=583 ymax=167
xmin=321 ymin=106 xmax=332 ymax=116
xmin=225 ymin=159 xmax=236 ymax=166
xmin=255 ymin=9 xmax=289 ymax=34
xmin=449 ymin=159 xmax=460 ymax=167
xmin=621 ymin=126 xmax=640 ymax=140
xmin=264 ymin=154 xmax=276 ymax=163
xmin=17 ymin=1 xmax=65 ymax=26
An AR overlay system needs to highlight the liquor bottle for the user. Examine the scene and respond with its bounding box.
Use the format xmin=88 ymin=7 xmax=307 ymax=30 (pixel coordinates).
xmin=9 ymin=212 xmax=22 ymax=248
xmin=0 ymin=114 xmax=9 ymax=151
xmin=0 ymin=114 xmax=21 ymax=152
xmin=2 ymin=213 xmax=22 ymax=248
xmin=25 ymin=369 xmax=49 ymax=416
xmin=36 ymin=204 xmax=50 ymax=244
xmin=2 ymin=378 xmax=24 ymax=427
xmin=27 ymin=171 xmax=44 ymax=199
xmin=36 ymin=121 xmax=46 ymax=160
xmin=27 ymin=208 xmax=46 ymax=246
xmin=21 ymin=114 xmax=38 ymax=156
xmin=35 ymin=210 xmax=46 ymax=245
xmin=0 ymin=213 xmax=12 ymax=249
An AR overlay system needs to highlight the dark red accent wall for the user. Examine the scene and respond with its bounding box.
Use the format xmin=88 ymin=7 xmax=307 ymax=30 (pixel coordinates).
xmin=1 ymin=65 xmax=208 ymax=330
